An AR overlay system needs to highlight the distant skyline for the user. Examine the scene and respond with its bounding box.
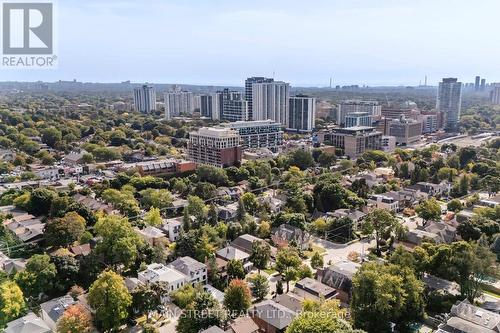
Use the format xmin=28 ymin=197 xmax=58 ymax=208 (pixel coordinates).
xmin=1 ymin=0 xmax=500 ymax=86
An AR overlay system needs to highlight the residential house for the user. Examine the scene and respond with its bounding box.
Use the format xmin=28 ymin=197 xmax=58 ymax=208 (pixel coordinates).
xmin=217 ymin=202 xmax=239 ymax=221
xmin=274 ymin=293 xmax=304 ymax=313
xmin=250 ymin=299 xmax=297 ymax=333
xmin=40 ymin=294 xmax=77 ymax=331
xmin=124 ymin=277 xmax=144 ymax=292
xmin=438 ymin=300 xmax=500 ymax=333
xmin=328 ymin=209 xmax=366 ymax=229
xmin=28 ymin=164 xmax=60 ymax=179
xmin=216 ymin=246 xmax=252 ymax=272
xmin=317 ymin=260 xmax=361 ymax=304
xmin=203 ymin=284 xmax=225 ymax=303
xmin=168 ymin=256 xmax=207 ymax=285
xmin=161 ymin=217 xmax=183 ymax=242
xmin=373 ymin=167 xmax=395 ymax=180
xmin=2 ymin=258 xmax=26 ymax=275
xmin=138 ymin=263 xmax=188 ymax=293
xmin=227 ymin=316 xmax=260 ymax=333
xmin=3 ymin=214 xmax=45 ymax=243
xmin=69 ymin=244 xmax=91 ymax=257
xmin=293 ymin=277 xmax=338 ymax=301
xmin=200 ymin=326 xmax=225 ymax=333
xmin=63 ymin=150 xmax=87 ymax=165
xmin=4 ymin=312 xmax=52 ymax=333
xmin=73 ymin=193 xmax=116 ymax=214
xmin=271 ymin=224 xmax=311 ymax=251
xmin=134 ymin=226 xmax=167 ymax=246
xmin=231 ymin=234 xmax=278 ymax=259
xmin=367 ymin=194 xmax=399 ymax=212
xmin=404 ymin=221 xmax=456 ymax=247
xmin=259 ymin=191 xmax=285 ymax=213
xmin=422 ymin=274 xmax=460 ymax=296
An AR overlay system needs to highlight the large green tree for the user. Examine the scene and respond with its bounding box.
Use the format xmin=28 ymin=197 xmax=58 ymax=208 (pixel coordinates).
xmin=361 ymin=208 xmax=402 ymax=256
xmin=250 ymin=240 xmax=271 ymax=273
xmin=275 ymin=248 xmax=301 ymax=292
xmin=224 ymin=279 xmax=252 ymax=316
xmin=288 ymin=299 xmax=363 ymax=333
xmin=415 ymin=198 xmax=442 ymax=224
xmin=351 ymin=262 xmax=425 ymax=332
xmin=88 ymin=270 xmax=132 ymax=331
xmin=0 ymin=281 xmax=25 ymax=327
xmin=15 ymin=254 xmax=57 ymax=298
xmin=94 ymin=215 xmax=144 ymax=269
xmin=45 ymin=211 xmax=86 ymax=247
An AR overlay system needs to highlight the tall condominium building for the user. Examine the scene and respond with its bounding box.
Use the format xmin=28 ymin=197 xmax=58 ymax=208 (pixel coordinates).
xmin=491 ymin=86 xmax=500 ymax=105
xmin=133 ymin=85 xmax=156 ymax=113
xmin=193 ymin=96 xmax=201 ymax=112
xmin=388 ymin=117 xmax=423 ymax=145
xmin=437 ymin=78 xmax=462 ymax=130
xmin=221 ymin=120 xmax=284 ymax=152
xmin=245 ymin=77 xmax=274 ymax=120
xmin=252 ymin=81 xmax=290 ymax=125
xmin=344 ymin=112 xmax=372 ymax=128
xmin=337 ymin=100 xmax=381 ymax=126
xmin=288 ymin=95 xmax=316 ymax=132
xmin=218 ymin=89 xmax=249 ymax=122
xmin=324 ymin=126 xmax=382 ymax=159
xmin=481 ymin=79 xmax=486 ymax=91
xmin=187 ymin=127 xmax=241 ymax=168
xmin=164 ymin=91 xmax=194 ymax=119
xmin=475 ymin=76 xmax=480 ymax=91
xmin=200 ymin=94 xmax=216 ymax=119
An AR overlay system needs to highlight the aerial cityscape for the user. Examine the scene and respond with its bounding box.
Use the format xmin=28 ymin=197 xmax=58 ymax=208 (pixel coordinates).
xmin=0 ymin=1 xmax=499 ymax=333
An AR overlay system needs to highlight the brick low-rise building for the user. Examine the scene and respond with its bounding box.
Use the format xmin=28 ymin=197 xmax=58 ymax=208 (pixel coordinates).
xmin=188 ymin=127 xmax=242 ymax=168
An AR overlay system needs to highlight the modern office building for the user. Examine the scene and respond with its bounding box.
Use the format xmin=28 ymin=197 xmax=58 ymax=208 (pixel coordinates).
xmin=437 ymin=78 xmax=462 ymax=130
xmin=187 ymin=127 xmax=241 ymax=168
xmin=288 ymin=95 xmax=316 ymax=132
xmin=491 ymin=86 xmax=500 ymax=105
xmin=344 ymin=112 xmax=372 ymax=128
xmin=336 ymin=100 xmax=381 ymax=126
xmin=419 ymin=114 xmax=438 ymax=133
xmin=381 ymin=107 xmax=417 ymax=120
xmin=164 ymin=91 xmax=194 ymax=119
xmin=381 ymin=135 xmax=396 ymax=152
xmin=221 ymin=120 xmax=284 ymax=152
xmin=388 ymin=117 xmax=422 ymax=145
xmin=251 ymin=81 xmax=290 ymax=125
xmin=133 ymin=84 xmax=156 ymax=113
xmin=324 ymin=126 xmax=382 ymax=159
xmin=245 ymin=77 xmax=274 ymax=120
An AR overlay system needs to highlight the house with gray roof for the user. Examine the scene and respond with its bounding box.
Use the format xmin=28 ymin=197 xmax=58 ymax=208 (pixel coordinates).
xmin=438 ymin=300 xmax=500 ymax=333
xmin=231 ymin=234 xmax=277 ymax=259
xmin=168 ymin=256 xmax=207 ymax=285
xmin=316 ymin=260 xmax=361 ymax=304
xmin=271 ymin=224 xmax=311 ymax=251
xmin=4 ymin=312 xmax=51 ymax=333
xmin=40 ymin=294 xmax=76 ymax=331
xmin=294 ymin=277 xmax=338 ymax=301
xmin=250 ymin=299 xmax=297 ymax=333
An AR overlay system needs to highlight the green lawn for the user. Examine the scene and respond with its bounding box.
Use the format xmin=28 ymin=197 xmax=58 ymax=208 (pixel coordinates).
xmin=304 ymin=245 xmax=327 ymax=258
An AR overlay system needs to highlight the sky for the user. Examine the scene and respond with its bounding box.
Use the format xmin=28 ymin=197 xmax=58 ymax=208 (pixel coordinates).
xmin=1 ymin=0 xmax=500 ymax=87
